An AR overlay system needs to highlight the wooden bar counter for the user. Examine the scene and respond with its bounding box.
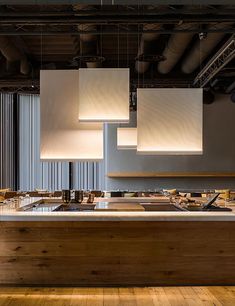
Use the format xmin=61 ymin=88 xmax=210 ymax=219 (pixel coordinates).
xmin=1 ymin=198 xmax=235 ymax=286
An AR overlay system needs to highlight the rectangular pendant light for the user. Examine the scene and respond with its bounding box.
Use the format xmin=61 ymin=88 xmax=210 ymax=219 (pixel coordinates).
xmin=78 ymin=68 xmax=130 ymax=122
xmin=137 ymin=88 xmax=203 ymax=155
xmin=40 ymin=70 xmax=103 ymax=161
xmin=117 ymin=127 xmax=137 ymax=149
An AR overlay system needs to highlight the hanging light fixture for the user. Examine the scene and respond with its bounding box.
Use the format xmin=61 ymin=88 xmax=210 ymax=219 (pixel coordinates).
xmin=40 ymin=70 xmax=103 ymax=161
xmin=137 ymin=88 xmax=203 ymax=155
xmin=78 ymin=68 xmax=130 ymax=122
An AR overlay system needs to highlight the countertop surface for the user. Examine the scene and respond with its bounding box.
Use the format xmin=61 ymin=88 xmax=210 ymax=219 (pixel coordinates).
xmin=1 ymin=196 xmax=235 ymax=221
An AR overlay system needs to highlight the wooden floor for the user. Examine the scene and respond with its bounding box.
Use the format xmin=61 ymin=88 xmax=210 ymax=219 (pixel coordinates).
xmin=0 ymin=287 xmax=235 ymax=305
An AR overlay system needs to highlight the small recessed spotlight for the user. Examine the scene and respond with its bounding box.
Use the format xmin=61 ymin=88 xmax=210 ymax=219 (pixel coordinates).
xmin=199 ymin=32 xmax=207 ymax=40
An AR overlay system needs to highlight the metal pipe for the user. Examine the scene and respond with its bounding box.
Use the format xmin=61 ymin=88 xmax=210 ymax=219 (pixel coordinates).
xmin=135 ymin=24 xmax=162 ymax=74
xmin=73 ymin=4 xmax=101 ymax=68
xmin=0 ymin=36 xmax=30 ymax=74
xmin=158 ymin=23 xmax=194 ymax=74
xmin=226 ymin=80 xmax=235 ymax=93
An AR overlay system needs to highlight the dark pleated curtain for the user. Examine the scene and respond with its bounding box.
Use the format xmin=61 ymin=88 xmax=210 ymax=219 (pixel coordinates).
xmin=19 ymin=94 xmax=69 ymax=191
xmin=18 ymin=94 xmax=105 ymax=191
xmin=0 ymin=93 xmax=15 ymax=189
xmin=72 ymin=161 xmax=105 ymax=190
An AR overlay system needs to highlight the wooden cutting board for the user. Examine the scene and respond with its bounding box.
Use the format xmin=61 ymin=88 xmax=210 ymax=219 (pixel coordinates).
xmin=95 ymin=202 xmax=145 ymax=211
xmin=95 ymin=196 xmax=170 ymax=203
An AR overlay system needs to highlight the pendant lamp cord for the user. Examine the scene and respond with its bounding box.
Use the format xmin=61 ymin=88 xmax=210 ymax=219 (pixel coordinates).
xmin=118 ymin=24 xmax=120 ymax=68
xmin=40 ymin=5 xmax=42 ymax=71
xmin=137 ymin=1 xmax=140 ymax=91
xmin=199 ymin=4 xmax=202 ymax=89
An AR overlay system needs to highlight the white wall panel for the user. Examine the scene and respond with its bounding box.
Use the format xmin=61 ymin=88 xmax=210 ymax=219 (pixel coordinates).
xmin=137 ymin=88 xmax=203 ymax=154
xmin=78 ymin=68 xmax=129 ymax=122
xmin=40 ymin=70 xmax=103 ymax=161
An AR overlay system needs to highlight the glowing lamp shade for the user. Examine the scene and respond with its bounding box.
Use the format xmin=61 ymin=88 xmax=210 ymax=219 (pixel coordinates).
xmin=117 ymin=128 xmax=137 ymax=149
xmin=78 ymin=68 xmax=130 ymax=122
xmin=137 ymin=88 xmax=203 ymax=155
xmin=40 ymin=70 xmax=103 ymax=161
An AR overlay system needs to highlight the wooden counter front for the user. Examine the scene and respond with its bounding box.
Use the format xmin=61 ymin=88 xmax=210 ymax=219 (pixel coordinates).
xmin=0 ymin=220 xmax=235 ymax=286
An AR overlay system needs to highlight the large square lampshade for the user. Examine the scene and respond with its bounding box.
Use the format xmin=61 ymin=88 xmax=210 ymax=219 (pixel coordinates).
xmin=137 ymin=88 xmax=203 ymax=155
xmin=40 ymin=70 xmax=103 ymax=161
xmin=78 ymin=68 xmax=130 ymax=122
xmin=117 ymin=128 xmax=137 ymax=149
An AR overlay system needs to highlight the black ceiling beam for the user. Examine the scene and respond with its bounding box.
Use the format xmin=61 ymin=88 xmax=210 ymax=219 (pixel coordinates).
xmin=1 ymin=8 xmax=235 ymax=17
xmin=0 ymin=1 xmax=235 ymax=4
xmin=0 ymin=28 xmax=234 ymax=35
xmin=0 ymin=77 xmax=193 ymax=90
xmin=0 ymin=14 xmax=235 ymax=24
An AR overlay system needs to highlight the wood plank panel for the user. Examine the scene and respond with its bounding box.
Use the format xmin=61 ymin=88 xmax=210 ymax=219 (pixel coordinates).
xmin=1 ymin=221 xmax=235 ymax=285
xmin=107 ymin=172 xmax=235 ymax=177
xmin=1 ymin=241 xmax=235 ymax=257
xmin=0 ymin=286 xmax=235 ymax=306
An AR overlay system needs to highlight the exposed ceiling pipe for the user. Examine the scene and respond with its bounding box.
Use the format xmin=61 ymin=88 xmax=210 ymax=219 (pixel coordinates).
xmin=158 ymin=23 xmax=194 ymax=74
xmin=73 ymin=5 xmax=100 ymax=68
xmin=226 ymin=80 xmax=235 ymax=93
xmin=78 ymin=23 xmax=97 ymax=43
xmin=135 ymin=23 xmax=162 ymax=74
xmin=181 ymin=22 xmax=234 ymax=74
xmin=0 ymin=36 xmax=30 ymax=74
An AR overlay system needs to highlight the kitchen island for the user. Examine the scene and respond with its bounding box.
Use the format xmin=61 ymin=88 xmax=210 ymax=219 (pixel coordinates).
xmin=1 ymin=197 xmax=235 ymax=286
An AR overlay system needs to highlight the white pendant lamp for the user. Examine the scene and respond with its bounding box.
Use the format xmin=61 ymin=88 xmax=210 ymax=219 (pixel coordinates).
xmin=117 ymin=127 xmax=137 ymax=149
xmin=78 ymin=68 xmax=130 ymax=122
xmin=40 ymin=70 xmax=103 ymax=161
xmin=137 ymin=88 xmax=203 ymax=155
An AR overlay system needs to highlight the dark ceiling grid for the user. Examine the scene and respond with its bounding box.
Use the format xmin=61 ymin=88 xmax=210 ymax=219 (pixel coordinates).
xmin=0 ymin=3 xmax=234 ymax=96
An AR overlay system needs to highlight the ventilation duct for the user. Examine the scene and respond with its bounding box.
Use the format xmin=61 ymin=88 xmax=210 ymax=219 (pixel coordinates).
xmin=78 ymin=24 xmax=102 ymax=68
xmin=73 ymin=5 xmax=101 ymax=68
xmin=135 ymin=24 xmax=162 ymax=74
xmin=78 ymin=23 xmax=97 ymax=43
xmin=0 ymin=36 xmax=30 ymax=75
xmin=226 ymin=80 xmax=235 ymax=93
xmin=181 ymin=22 xmax=233 ymax=74
xmin=158 ymin=23 xmax=194 ymax=74
xmin=231 ymin=91 xmax=235 ymax=103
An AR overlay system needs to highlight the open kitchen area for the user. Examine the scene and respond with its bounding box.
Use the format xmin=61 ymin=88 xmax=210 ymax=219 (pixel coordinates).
xmin=1 ymin=0 xmax=235 ymax=305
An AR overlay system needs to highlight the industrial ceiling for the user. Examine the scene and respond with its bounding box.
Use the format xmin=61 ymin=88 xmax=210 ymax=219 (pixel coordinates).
xmin=0 ymin=3 xmax=234 ymax=98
